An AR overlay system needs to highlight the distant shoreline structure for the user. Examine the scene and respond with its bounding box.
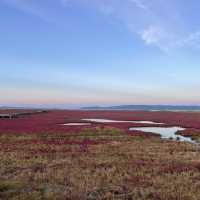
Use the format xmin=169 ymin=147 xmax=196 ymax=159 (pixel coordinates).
xmin=81 ymin=105 xmax=200 ymax=112
xmin=1 ymin=104 xmax=200 ymax=112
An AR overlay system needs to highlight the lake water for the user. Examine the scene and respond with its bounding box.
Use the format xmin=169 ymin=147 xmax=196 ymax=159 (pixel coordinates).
xmin=63 ymin=123 xmax=91 ymax=126
xmin=129 ymin=126 xmax=194 ymax=143
xmin=63 ymin=120 xmax=195 ymax=143
xmin=82 ymin=119 xmax=163 ymax=124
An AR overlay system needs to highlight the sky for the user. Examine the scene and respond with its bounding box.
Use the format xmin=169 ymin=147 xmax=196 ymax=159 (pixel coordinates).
xmin=1 ymin=0 xmax=200 ymax=107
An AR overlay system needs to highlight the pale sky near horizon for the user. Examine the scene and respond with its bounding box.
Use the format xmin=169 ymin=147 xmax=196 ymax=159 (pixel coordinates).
xmin=1 ymin=0 xmax=200 ymax=106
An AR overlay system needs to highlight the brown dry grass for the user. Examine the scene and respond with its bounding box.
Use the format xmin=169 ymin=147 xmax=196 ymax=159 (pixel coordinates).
xmin=0 ymin=128 xmax=200 ymax=200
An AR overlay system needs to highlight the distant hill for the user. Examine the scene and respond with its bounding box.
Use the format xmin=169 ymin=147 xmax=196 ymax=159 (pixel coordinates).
xmin=81 ymin=105 xmax=200 ymax=111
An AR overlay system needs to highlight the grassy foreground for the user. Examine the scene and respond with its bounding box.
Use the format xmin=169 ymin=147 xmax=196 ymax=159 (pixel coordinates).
xmin=0 ymin=128 xmax=200 ymax=200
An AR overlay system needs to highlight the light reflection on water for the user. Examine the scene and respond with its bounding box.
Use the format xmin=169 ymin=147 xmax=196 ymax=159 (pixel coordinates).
xmin=63 ymin=119 xmax=195 ymax=144
xmin=82 ymin=119 xmax=163 ymax=124
xmin=63 ymin=123 xmax=91 ymax=126
xmin=129 ymin=126 xmax=194 ymax=143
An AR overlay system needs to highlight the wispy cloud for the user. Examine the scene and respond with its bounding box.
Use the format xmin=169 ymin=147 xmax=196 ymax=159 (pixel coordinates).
xmin=3 ymin=0 xmax=200 ymax=52
xmin=176 ymin=31 xmax=200 ymax=49
xmin=140 ymin=25 xmax=171 ymax=51
xmin=129 ymin=0 xmax=147 ymax=10
xmin=3 ymin=1 xmax=39 ymax=16
xmin=61 ymin=0 xmax=200 ymax=52
xmin=2 ymin=0 xmax=63 ymax=23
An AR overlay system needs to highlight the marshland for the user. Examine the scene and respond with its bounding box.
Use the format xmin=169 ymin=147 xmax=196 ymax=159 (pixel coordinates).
xmin=1 ymin=110 xmax=200 ymax=199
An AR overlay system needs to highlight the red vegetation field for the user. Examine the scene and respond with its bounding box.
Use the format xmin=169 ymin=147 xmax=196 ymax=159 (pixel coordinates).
xmin=1 ymin=110 xmax=200 ymax=199
xmin=0 ymin=110 xmax=200 ymax=137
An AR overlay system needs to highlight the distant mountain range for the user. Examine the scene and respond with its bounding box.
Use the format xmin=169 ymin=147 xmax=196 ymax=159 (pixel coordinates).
xmin=81 ymin=105 xmax=200 ymax=111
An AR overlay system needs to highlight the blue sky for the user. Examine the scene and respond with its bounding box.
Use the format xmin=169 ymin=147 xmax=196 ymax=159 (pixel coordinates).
xmin=1 ymin=0 xmax=200 ymax=106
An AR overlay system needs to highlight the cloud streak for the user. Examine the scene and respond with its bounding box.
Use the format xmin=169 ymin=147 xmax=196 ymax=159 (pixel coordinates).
xmin=3 ymin=0 xmax=200 ymax=52
xmin=62 ymin=0 xmax=200 ymax=52
xmin=2 ymin=0 xmax=45 ymax=19
xmin=129 ymin=0 xmax=147 ymax=10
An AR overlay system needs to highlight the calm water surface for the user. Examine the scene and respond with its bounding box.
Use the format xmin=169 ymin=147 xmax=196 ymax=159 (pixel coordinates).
xmin=129 ymin=126 xmax=194 ymax=143
xmin=82 ymin=119 xmax=163 ymax=124
xmin=63 ymin=123 xmax=91 ymax=126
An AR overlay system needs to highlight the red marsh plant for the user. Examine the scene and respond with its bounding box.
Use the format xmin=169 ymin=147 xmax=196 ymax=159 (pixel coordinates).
xmin=0 ymin=125 xmax=200 ymax=199
xmin=1 ymin=110 xmax=200 ymax=137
